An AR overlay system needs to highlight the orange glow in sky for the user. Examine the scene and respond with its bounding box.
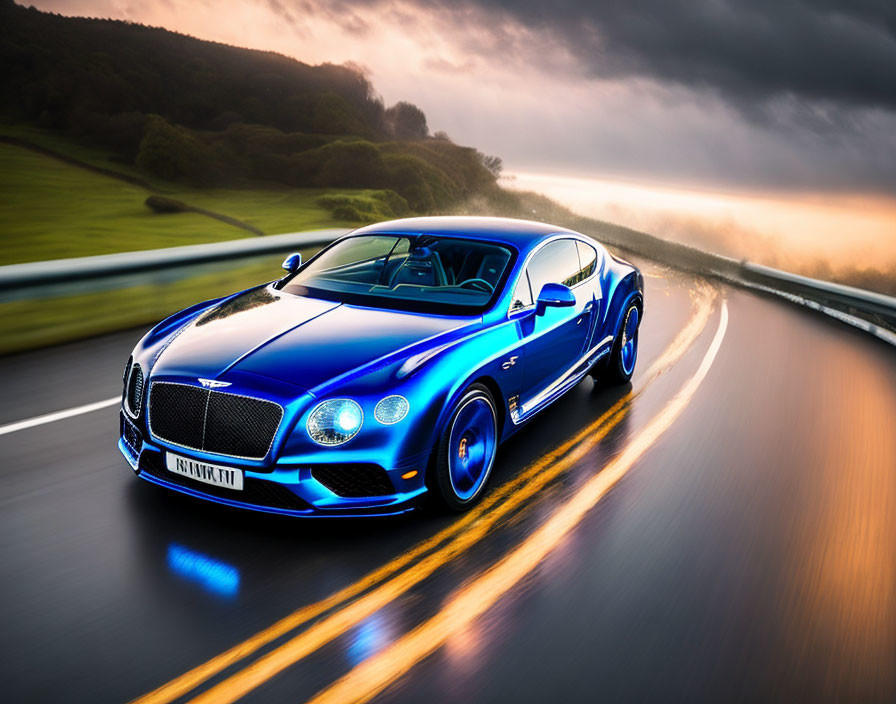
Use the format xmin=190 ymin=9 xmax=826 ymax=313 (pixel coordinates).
xmin=505 ymin=171 xmax=896 ymax=276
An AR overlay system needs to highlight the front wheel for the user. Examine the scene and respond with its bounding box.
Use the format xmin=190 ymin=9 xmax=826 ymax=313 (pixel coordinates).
xmin=430 ymin=383 xmax=498 ymax=511
xmin=603 ymin=302 xmax=640 ymax=384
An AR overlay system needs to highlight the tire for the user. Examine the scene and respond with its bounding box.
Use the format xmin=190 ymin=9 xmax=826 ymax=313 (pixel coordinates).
xmin=430 ymin=383 xmax=498 ymax=512
xmin=603 ymin=301 xmax=641 ymax=385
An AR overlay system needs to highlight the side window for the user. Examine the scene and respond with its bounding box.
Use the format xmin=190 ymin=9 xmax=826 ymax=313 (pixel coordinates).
xmin=573 ymin=241 xmax=598 ymax=284
xmin=510 ymin=271 xmax=533 ymax=311
xmin=526 ymin=239 xmax=581 ymax=296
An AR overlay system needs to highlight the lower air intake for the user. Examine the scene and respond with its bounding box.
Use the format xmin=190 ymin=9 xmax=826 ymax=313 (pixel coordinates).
xmin=311 ymin=464 xmax=394 ymax=497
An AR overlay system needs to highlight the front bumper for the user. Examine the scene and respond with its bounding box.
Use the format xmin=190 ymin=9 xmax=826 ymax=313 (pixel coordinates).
xmin=120 ymin=413 xmax=426 ymax=518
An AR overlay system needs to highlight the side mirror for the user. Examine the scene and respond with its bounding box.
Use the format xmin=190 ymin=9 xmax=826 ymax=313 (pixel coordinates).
xmin=281 ymin=252 xmax=302 ymax=273
xmin=535 ymin=282 xmax=575 ymax=316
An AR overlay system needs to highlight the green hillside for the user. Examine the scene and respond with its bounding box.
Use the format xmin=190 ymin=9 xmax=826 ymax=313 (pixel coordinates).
xmin=0 ymin=0 xmax=502 ymax=215
xmin=0 ymin=131 xmax=406 ymax=264
xmin=0 ymin=0 xmax=516 ymax=352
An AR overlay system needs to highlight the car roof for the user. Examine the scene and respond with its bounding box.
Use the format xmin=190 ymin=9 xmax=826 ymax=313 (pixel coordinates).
xmin=351 ymin=216 xmax=583 ymax=251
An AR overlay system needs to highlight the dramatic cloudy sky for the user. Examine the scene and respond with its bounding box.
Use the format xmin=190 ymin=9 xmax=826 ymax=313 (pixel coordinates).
xmin=34 ymin=0 xmax=896 ymax=269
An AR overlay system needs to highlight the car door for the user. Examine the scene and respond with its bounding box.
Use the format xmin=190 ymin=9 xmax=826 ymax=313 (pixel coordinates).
xmin=514 ymin=239 xmax=593 ymax=412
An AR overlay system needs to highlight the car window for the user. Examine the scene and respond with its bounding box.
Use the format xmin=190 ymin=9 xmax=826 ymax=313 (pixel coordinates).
xmin=575 ymin=241 xmax=598 ymax=282
xmin=510 ymin=271 xmax=533 ymax=311
xmin=282 ymin=234 xmax=514 ymax=315
xmin=308 ymin=235 xmax=410 ymax=272
xmin=526 ymin=239 xmax=581 ymax=297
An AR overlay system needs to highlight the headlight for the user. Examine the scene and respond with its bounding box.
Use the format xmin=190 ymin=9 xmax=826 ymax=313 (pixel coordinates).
xmin=374 ymin=395 xmax=409 ymax=425
xmin=307 ymin=399 xmax=363 ymax=446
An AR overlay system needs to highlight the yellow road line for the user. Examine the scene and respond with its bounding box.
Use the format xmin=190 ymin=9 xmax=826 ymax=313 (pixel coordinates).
xmin=133 ymin=282 xmax=716 ymax=704
xmin=188 ymin=402 xmax=632 ymax=704
xmin=185 ymin=287 xmax=718 ymax=704
xmin=308 ymin=301 xmax=729 ymax=704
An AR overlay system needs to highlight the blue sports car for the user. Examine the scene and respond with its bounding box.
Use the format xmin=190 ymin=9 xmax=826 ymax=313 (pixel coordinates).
xmin=119 ymin=217 xmax=643 ymax=516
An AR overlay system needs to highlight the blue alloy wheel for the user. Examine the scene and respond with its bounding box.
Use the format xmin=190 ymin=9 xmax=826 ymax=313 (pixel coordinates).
xmin=433 ymin=384 xmax=497 ymax=510
xmin=601 ymin=300 xmax=641 ymax=384
xmin=620 ymin=306 xmax=639 ymax=377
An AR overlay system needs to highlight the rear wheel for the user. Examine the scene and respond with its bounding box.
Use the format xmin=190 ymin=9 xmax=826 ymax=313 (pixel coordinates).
xmin=603 ymin=302 xmax=640 ymax=384
xmin=430 ymin=383 xmax=498 ymax=511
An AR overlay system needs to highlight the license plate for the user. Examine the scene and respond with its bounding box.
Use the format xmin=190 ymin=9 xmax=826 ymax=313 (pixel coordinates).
xmin=165 ymin=453 xmax=243 ymax=491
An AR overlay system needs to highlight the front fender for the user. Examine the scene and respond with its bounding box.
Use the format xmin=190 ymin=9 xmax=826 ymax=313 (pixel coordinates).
xmin=276 ymin=317 xmax=523 ymax=472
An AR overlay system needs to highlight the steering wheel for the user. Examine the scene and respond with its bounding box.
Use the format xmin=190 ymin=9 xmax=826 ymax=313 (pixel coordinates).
xmin=459 ymin=278 xmax=494 ymax=293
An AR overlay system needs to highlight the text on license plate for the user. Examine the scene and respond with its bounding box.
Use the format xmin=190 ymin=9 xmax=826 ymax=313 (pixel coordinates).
xmin=165 ymin=453 xmax=243 ymax=490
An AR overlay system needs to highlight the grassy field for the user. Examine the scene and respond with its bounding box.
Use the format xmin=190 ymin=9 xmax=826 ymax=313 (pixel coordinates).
xmin=0 ymin=138 xmax=370 ymax=265
xmin=0 ymin=127 xmax=400 ymax=353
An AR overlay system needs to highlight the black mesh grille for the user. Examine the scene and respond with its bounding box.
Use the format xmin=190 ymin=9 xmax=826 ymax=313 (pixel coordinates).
xmin=148 ymin=382 xmax=282 ymax=460
xmin=311 ymin=464 xmax=394 ymax=497
xmin=204 ymin=392 xmax=282 ymax=458
xmin=126 ymin=364 xmax=145 ymax=416
xmin=149 ymin=383 xmax=207 ymax=450
xmin=139 ymin=452 xmax=311 ymax=512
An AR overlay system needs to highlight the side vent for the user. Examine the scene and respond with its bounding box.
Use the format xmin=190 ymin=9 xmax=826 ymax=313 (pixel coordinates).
xmin=126 ymin=364 xmax=145 ymax=417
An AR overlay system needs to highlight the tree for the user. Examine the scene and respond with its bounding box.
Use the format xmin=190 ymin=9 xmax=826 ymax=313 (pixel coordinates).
xmin=384 ymin=102 xmax=429 ymax=141
xmin=478 ymin=152 xmax=503 ymax=177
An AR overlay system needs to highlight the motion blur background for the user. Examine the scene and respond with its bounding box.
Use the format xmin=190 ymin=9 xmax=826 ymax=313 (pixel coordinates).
xmin=13 ymin=1 xmax=896 ymax=278
xmin=1 ymin=0 xmax=894 ymax=350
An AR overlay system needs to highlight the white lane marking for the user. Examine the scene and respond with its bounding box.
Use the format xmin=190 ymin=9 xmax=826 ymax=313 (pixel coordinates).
xmin=0 ymin=396 xmax=120 ymax=436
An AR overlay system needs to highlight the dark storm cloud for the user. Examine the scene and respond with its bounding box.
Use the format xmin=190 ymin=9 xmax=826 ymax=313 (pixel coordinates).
xmin=308 ymin=0 xmax=896 ymax=113
xmin=518 ymin=0 xmax=896 ymax=109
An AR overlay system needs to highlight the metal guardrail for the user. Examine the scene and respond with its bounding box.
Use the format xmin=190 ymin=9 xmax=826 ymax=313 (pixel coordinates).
xmin=741 ymin=262 xmax=896 ymax=326
xmin=0 ymin=229 xmax=350 ymax=302
xmin=0 ymin=228 xmax=350 ymax=289
xmin=586 ymin=223 xmax=896 ymax=346
xmin=1 ymin=225 xmax=894 ymax=345
xmin=735 ymin=261 xmax=896 ymax=346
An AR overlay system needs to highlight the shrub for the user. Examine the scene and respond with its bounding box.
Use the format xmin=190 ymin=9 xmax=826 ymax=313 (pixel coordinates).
xmin=314 ymin=140 xmax=386 ymax=187
xmin=144 ymin=195 xmax=191 ymax=213
xmin=316 ymin=190 xmax=410 ymax=222
xmin=136 ymin=115 xmax=228 ymax=186
xmin=331 ymin=204 xmax=365 ymax=221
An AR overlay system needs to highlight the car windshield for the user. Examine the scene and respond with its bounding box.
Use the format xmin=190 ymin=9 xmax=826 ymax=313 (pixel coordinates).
xmin=282 ymin=234 xmax=514 ymax=314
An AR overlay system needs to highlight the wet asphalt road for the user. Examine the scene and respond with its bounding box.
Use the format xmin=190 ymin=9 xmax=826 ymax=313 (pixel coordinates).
xmin=1 ymin=261 xmax=895 ymax=703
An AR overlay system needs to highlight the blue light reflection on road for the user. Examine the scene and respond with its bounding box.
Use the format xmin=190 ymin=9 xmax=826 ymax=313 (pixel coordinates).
xmin=347 ymin=611 xmax=393 ymax=666
xmin=167 ymin=543 xmax=240 ymax=599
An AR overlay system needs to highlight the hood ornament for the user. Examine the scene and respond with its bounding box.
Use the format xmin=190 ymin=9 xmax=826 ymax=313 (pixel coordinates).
xmin=198 ymin=378 xmax=231 ymax=389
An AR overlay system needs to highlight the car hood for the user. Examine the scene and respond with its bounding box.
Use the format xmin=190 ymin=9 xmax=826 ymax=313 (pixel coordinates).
xmin=152 ymin=286 xmax=471 ymax=392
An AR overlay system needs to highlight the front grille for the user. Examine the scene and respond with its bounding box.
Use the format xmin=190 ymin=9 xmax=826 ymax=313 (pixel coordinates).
xmin=125 ymin=363 xmax=145 ymax=417
xmin=148 ymin=382 xmax=282 ymax=460
xmin=139 ymin=452 xmax=311 ymax=512
xmin=311 ymin=464 xmax=394 ymax=497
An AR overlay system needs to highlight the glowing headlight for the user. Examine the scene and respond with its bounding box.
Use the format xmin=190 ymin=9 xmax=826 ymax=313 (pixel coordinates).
xmin=307 ymin=399 xmax=363 ymax=446
xmin=374 ymin=395 xmax=409 ymax=425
